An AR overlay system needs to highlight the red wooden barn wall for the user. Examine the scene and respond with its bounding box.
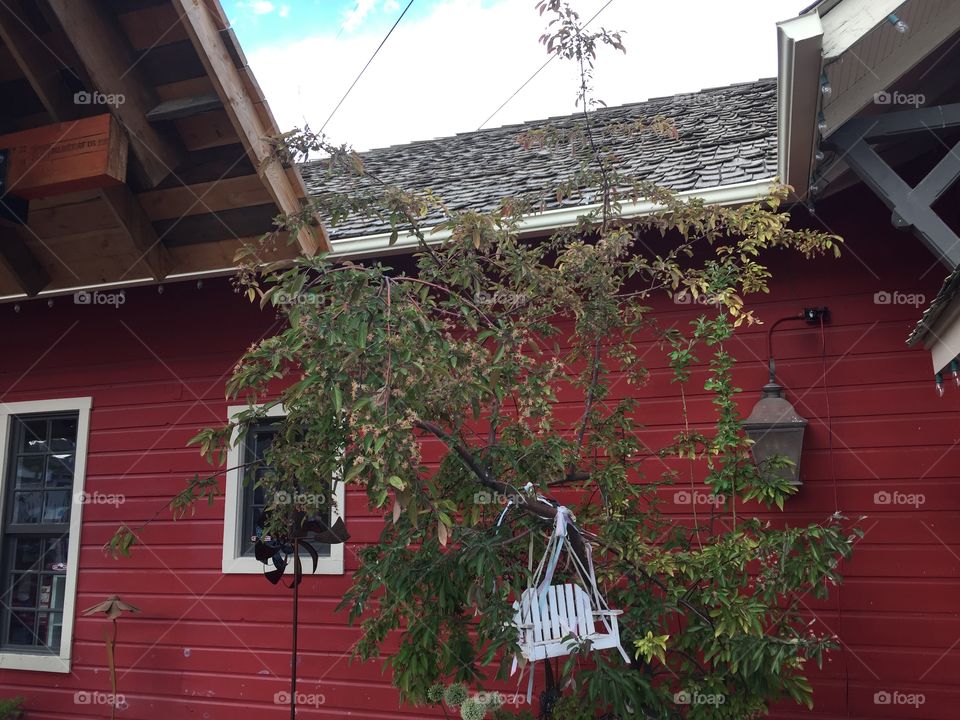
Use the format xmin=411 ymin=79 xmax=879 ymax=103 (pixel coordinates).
xmin=0 ymin=185 xmax=957 ymax=719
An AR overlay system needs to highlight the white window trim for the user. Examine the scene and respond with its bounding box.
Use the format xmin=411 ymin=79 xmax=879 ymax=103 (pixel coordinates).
xmin=222 ymin=404 xmax=345 ymax=575
xmin=0 ymin=397 xmax=92 ymax=673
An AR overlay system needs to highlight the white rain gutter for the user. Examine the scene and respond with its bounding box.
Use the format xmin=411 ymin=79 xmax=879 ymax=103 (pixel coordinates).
xmin=329 ymin=178 xmax=777 ymax=259
xmin=776 ymin=12 xmax=824 ymax=203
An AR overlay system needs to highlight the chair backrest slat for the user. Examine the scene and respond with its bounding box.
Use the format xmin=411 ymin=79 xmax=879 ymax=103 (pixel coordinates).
xmin=548 ymin=585 xmax=561 ymax=640
xmin=516 ymin=583 xmax=608 ymax=647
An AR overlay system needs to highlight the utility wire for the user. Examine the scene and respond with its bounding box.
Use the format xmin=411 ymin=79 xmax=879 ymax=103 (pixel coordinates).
xmin=320 ymin=0 xmax=416 ymax=133
xmin=477 ymin=0 xmax=616 ymax=131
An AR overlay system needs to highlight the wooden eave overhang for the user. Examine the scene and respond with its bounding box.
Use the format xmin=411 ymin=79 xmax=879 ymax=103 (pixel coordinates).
xmin=0 ymin=0 xmax=328 ymax=301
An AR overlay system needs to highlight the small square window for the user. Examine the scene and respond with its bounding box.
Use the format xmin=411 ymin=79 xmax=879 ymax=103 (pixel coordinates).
xmin=222 ymin=405 xmax=344 ymax=576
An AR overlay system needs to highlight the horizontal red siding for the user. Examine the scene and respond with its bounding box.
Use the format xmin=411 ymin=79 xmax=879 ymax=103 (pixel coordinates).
xmin=0 ymin=187 xmax=957 ymax=718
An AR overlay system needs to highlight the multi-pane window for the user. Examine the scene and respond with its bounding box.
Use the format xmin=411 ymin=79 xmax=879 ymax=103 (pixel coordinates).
xmin=223 ymin=406 xmax=344 ymax=575
xmin=240 ymin=421 xmax=331 ymax=559
xmin=1 ymin=413 xmax=78 ymax=653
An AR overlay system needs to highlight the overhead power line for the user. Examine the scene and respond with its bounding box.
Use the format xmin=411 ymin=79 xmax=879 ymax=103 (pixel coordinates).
xmin=320 ymin=0 xmax=416 ymax=134
xmin=477 ymin=0 xmax=616 ymax=131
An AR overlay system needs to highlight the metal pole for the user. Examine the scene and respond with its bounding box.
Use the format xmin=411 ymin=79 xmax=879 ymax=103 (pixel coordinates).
xmin=290 ymin=538 xmax=299 ymax=720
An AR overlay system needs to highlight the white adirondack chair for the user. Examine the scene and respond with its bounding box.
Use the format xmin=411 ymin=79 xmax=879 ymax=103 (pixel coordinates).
xmin=508 ymin=504 xmax=630 ymax=689
xmin=513 ymin=583 xmax=629 ymax=662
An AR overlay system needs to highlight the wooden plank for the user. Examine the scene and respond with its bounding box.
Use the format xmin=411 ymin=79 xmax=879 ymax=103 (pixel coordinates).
xmin=25 ymin=227 xmax=152 ymax=285
xmin=132 ymin=39 xmax=207 ymax=87
xmin=166 ymin=235 xmax=297 ymax=274
xmin=27 ymin=194 xmax=114 ymax=239
xmin=154 ymin=142 xmax=254 ymax=189
xmin=0 ymin=0 xmax=73 ymax=122
xmin=0 ymin=114 xmax=128 ymax=199
xmin=153 ymin=203 xmax=279 ymax=247
xmin=0 ymin=223 xmax=50 ymax=295
xmin=146 ymin=94 xmax=222 ymax=122
xmin=100 ymin=185 xmax=171 ymax=280
xmin=137 ymin=174 xmax=271 ymax=221
xmin=154 ymin=76 xmax=216 ymax=103
xmin=172 ymin=0 xmax=329 ymax=254
xmin=173 ymin=108 xmax=239 ymax=151
xmin=0 ymin=78 xmax=46 ymax=121
xmin=117 ymin=3 xmax=189 ymax=49
xmin=45 ymin=0 xmax=184 ymax=188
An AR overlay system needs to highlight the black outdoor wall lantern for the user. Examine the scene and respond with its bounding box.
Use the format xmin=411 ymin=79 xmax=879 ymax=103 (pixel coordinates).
xmin=742 ymin=308 xmax=828 ymax=487
xmin=742 ymin=379 xmax=808 ymax=487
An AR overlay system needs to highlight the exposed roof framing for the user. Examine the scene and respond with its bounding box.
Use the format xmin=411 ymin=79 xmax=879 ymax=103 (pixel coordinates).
xmin=825 ymin=103 xmax=960 ymax=268
xmin=173 ymin=0 xmax=327 ymax=256
xmin=45 ymin=0 xmax=184 ymax=189
xmin=0 ymin=0 xmax=328 ymax=300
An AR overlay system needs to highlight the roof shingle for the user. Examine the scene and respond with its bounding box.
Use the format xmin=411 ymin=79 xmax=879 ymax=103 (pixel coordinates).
xmin=299 ymin=78 xmax=778 ymax=240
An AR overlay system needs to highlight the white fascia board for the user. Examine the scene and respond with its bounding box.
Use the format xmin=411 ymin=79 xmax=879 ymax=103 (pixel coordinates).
xmin=0 ymin=266 xmax=244 ymax=305
xmin=329 ymin=178 xmax=776 ymax=260
xmin=776 ymin=12 xmax=824 ymax=202
xmin=820 ymin=0 xmax=903 ymax=59
xmin=823 ymin=1 xmax=960 ymax=135
xmin=925 ymin=300 xmax=960 ymax=374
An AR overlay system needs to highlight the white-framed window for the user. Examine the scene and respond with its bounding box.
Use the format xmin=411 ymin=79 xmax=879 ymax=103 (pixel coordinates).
xmin=0 ymin=397 xmax=92 ymax=673
xmin=222 ymin=404 xmax=345 ymax=575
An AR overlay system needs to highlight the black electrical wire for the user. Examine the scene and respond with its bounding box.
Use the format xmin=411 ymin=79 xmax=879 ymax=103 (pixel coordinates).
xmin=476 ymin=0 xmax=617 ymax=131
xmin=320 ymin=0 xmax=416 ymax=134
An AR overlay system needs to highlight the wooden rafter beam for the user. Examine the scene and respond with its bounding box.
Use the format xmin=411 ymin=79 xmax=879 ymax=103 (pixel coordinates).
xmin=172 ymin=0 xmax=330 ymax=255
xmin=146 ymin=94 xmax=223 ymax=122
xmin=45 ymin=0 xmax=184 ymax=188
xmin=0 ymin=0 xmax=65 ymax=296
xmin=0 ymin=2 xmax=173 ymax=284
xmin=0 ymin=222 xmax=50 ymax=296
xmin=100 ymin=185 xmax=171 ymax=281
xmin=827 ymin=105 xmax=960 ymax=269
xmin=0 ymin=0 xmax=74 ymax=123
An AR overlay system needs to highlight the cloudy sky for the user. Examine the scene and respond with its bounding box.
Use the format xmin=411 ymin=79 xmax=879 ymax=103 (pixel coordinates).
xmin=228 ymin=0 xmax=803 ymax=151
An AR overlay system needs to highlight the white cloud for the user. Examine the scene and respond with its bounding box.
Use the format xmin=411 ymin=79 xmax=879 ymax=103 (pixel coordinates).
xmin=341 ymin=0 xmax=379 ymax=31
xmin=279 ymin=4 xmax=290 ymax=18
xmin=247 ymin=0 xmax=801 ymax=152
xmin=242 ymin=0 xmax=276 ymax=15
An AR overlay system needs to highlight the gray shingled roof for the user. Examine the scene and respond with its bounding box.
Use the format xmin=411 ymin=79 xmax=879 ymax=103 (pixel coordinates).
xmin=299 ymin=78 xmax=778 ymax=240
xmin=909 ymin=266 xmax=960 ymax=347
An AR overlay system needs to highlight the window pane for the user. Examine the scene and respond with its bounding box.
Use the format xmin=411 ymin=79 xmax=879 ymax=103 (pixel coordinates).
xmin=16 ymin=419 xmax=47 ymax=454
xmin=13 ymin=538 xmax=42 ymax=570
xmin=38 ymin=575 xmax=54 ymax=608
xmin=15 ymin=456 xmax=44 ymax=489
xmin=42 ymin=491 xmax=70 ymax=523
xmin=49 ymin=418 xmax=77 ymax=452
xmin=10 ymin=575 xmax=37 ymax=608
xmin=47 ymin=618 xmax=62 ymax=648
xmin=12 ymin=492 xmax=42 ymax=524
xmin=45 ymin=537 xmax=68 ymax=570
xmin=7 ymin=611 xmax=36 ymax=645
xmin=46 ymin=455 xmax=74 ymax=487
